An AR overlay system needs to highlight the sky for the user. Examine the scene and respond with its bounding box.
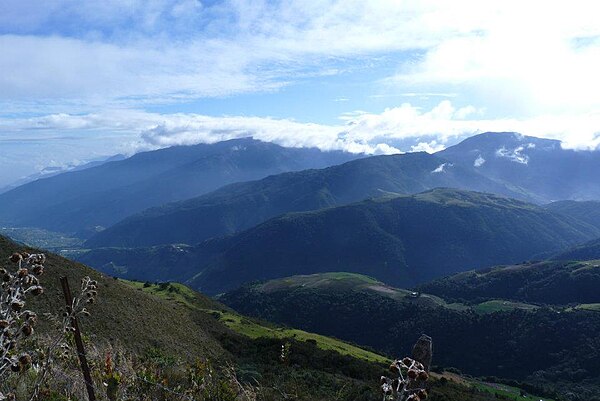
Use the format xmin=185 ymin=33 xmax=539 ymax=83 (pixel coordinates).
xmin=1 ymin=0 xmax=600 ymax=187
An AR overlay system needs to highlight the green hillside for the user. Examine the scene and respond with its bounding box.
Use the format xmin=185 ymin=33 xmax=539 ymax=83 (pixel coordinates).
xmin=0 ymin=235 xmax=227 ymax=359
xmin=221 ymin=272 xmax=600 ymax=400
xmin=187 ymin=188 xmax=599 ymax=294
xmin=418 ymin=260 xmax=600 ymax=304
xmin=553 ymin=237 xmax=600 ymax=261
xmin=545 ymin=200 xmax=600 ymax=230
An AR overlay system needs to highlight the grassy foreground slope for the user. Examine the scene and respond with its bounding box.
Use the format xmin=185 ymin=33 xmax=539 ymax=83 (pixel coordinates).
xmin=0 ymin=235 xmax=226 ymax=359
xmin=128 ymin=280 xmax=551 ymax=401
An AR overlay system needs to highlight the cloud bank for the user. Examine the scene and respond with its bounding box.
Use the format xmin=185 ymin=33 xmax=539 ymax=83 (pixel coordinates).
xmin=2 ymin=1 xmax=600 ymax=185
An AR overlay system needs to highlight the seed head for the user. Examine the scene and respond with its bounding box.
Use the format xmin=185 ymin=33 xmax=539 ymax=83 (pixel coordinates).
xmin=21 ymin=324 xmax=34 ymax=337
xmin=18 ymin=353 xmax=32 ymax=367
xmin=9 ymin=253 xmax=22 ymax=263
xmin=30 ymin=286 xmax=44 ymax=296
xmin=32 ymin=265 xmax=44 ymax=276
xmin=11 ymin=301 xmax=25 ymax=312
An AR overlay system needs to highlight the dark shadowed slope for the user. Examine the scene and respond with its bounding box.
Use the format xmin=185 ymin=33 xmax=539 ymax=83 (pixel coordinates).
xmin=418 ymin=260 xmax=600 ymax=304
xmin=544 ymin=199 xmax=600 ymax=230
xmin=552 ymin=237 xmax=600 ymax=261
xmin=438 ymin=132 xmax=600 ymax=202
xmin=220 ymin=272 xmax=600 ymax=399
xmin=184 ymin=188 xmax=598 ymax=294
xmin=86 ymin=151 xmax=526 ymax=248
xmin=0 ymin=138 xmax=358 ymax=235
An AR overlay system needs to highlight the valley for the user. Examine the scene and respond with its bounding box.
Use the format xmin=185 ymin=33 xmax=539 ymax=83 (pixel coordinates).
xmin=3 ymin=132 xmax=600 ymax=400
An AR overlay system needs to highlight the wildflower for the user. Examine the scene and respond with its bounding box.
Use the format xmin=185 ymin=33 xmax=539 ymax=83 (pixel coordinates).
xmin=9 ymin=253 xmax=22 ymax=263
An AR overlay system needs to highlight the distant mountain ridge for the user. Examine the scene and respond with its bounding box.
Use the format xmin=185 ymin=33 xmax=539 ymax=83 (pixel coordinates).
xmin=85 ymin=151 xmax=525 ymax=248
xmin=544 ymin=199 xmax=600 ymax=230
xmin=0 ymin=154 xmax=127 ymax=194
xmin=0 ymin=138 xmax=359 ymax=234
xmin=86 ymin=131 xmax=600 ymax=249
xmin=437 ymin=132 xmax=600 ymax=202
xmin=553 ymin=237 xmax=600 ymax=261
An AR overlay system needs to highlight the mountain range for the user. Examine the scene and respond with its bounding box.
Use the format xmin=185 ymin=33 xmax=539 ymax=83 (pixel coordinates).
xmin=438 ymin=132 xmax=600 ymax=202
xmin=85 ymin=151 xmax=524 ymax=248
xmin=85 ymin=132 xmax=600 ymax=250
xmin=78 ymin=188 xmax=600 ymax=294
xmin=0 ymin=138 xmax=358 ymax=235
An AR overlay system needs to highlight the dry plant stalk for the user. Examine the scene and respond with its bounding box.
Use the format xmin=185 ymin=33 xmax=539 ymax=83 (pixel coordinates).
xmin=0 ymin=251 xmax=98 ymax=401
xmin=1 ymin=252 xmax=46 ymax=379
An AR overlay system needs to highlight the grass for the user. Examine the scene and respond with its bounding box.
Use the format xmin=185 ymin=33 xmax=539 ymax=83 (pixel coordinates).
xmin=574 ymin=303 xmax=600 ymax=312
xmin=472 ymin=300 xmax=539 ymax=314
xmin=472 ymin=381 xmax=555 ymax=401
xmin=0 ymin=226 xmax=83 ymax=251
xmin=123 ymin=280 xmax=390 ymax=364
xmin=0 ymin=236 xmax=228 ymax=360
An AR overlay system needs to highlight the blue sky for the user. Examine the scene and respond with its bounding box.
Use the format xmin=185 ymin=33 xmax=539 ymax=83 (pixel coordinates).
xmin=1 ymin=0 xmax=600 ymax=187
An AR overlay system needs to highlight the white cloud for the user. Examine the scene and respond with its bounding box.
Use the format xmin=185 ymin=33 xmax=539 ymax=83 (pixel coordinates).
xmin=4 ymin=0 xmax=598 ymax=116
xmin=473 ymin=155 xmax=485 ymax=167
xmin=431 ymin=162 xmax=452 ymax=173
xmin=4 ymin=101 xmax=600 ymax=156
xmin=389 ymin=1 xmax=600 ymax=118
xmin=412 ymin=141 xmax=445 ymax=153
xmin=2 ymin=98 xmax=600 ymax=186
xmin=495 ymin=146 xmax=529 ymax=165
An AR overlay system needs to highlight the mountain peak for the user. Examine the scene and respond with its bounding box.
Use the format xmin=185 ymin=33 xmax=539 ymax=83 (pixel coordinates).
xmin=449 ymin=132 xmax=561 ymax=150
